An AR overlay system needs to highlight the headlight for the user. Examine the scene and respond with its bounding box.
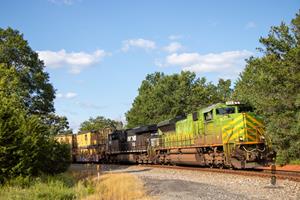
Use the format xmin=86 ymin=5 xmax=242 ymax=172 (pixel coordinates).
xmin=226 ymin=101 xmax=241 ymax=105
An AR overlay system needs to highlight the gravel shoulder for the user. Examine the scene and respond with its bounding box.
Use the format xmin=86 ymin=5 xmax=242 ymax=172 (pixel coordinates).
xmin=100 ymin=164 xmax=300 ymax=200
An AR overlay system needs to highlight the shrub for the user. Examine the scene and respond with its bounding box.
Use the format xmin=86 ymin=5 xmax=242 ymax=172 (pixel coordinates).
xmin=0 ymin=97 xmax=71 ymax=183
xmin=0 ymin=174 xmax=77 ymax=200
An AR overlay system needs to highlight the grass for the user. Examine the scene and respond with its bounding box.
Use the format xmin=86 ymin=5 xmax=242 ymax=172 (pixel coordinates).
xmin=83 ymin=173 xmax=150 ymax=200
xmin=0 ymin=174 xmax=78 ymax=200
xmin=290 ymin=159 xmax=300 ymax=165
xmin=0 ymin=172 xmax=95 ymax=200
xmin=0 ymin=166 xmax=150 ymax=200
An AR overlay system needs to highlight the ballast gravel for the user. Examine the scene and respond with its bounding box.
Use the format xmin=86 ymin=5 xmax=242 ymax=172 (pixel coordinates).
xmin=100 ymin=164 xmax=300 ymax=200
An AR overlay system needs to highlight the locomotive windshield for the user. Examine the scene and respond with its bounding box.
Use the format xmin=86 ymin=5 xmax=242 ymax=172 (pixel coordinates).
xmin=237 ymin=105 xmax=253 ymax=113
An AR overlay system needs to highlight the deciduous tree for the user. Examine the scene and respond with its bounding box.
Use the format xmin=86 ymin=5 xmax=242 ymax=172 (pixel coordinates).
xmin=0 ymin=27 xmax=55 ymax=115
xmin=126 ymin=71 xmax=228 ymax=128
xmin=0 ymin=97 xmax=70 ymax=183
xmin=79 ymin=116 xmax=123 ymax=132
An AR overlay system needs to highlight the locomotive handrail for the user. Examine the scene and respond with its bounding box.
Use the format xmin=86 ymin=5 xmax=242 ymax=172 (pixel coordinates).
xmin=160 ymin=124 xmax=267 ymax=148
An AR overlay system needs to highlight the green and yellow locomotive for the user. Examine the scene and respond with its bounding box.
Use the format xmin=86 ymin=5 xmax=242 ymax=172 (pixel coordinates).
xmin=155 ymin=101 xmax=273 ymax=168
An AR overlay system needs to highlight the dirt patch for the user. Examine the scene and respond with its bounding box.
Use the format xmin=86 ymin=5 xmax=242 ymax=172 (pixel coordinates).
xmin=256 ymin=165 xmax=300 ymax=172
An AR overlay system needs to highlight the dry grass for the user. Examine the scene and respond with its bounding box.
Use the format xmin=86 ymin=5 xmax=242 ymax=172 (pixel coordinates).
xmin=0 ymin=165 xmax=151 ymax=200
xmin=83 ymin=173 xmax=151 ymax=200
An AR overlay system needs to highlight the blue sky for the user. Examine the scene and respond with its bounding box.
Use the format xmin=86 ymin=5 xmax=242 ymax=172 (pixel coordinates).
xmin=1 ymin=0 xmax=299 ymax=131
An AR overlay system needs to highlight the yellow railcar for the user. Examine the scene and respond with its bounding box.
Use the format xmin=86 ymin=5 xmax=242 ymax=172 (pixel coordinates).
xmin=74 ymin=128 xmax=113 ymax=162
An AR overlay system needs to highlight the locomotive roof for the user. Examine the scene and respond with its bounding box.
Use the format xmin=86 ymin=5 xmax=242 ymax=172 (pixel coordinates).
xmin=201 ymin=103 xmax=224 ymax=113
xmin=55 ymin=133 xmax=73 ymax=136
xmin=127 ymin=124 xmax=157 ymax=135
xmin=157 ymin=115 xmax=186 ymax=127
xmin=109 ymin=129 xmax=126 ymax=135
xmin=77 ymin=127 xmax=114 ymax=135
xmin=77 ymin=130 xmax=98 ymax=135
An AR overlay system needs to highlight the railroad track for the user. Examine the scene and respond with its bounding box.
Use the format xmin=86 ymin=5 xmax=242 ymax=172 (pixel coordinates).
xmin=140 ymin=164 xmax=300 ymax=182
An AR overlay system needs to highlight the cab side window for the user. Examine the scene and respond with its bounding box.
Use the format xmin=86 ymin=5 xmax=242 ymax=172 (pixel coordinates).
xmin=204 ymin=110 xmax=213 ymax=121
xmin=192 ymin=112 xmax=198 ymax=121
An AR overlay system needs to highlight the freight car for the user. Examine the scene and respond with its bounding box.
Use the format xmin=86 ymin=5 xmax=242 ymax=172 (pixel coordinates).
xmin=77 ymin=128 xmax=112 ymax=162
xmin=55 ymin=102 xmax=274 ymax=169
xmin=107 ymin=125 xmax=157 ymax=163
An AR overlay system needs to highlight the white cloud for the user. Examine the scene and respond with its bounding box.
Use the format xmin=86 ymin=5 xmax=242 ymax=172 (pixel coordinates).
xmin=65 ymin=92 xmax=78 ymax=99
xmin=163 ymin=42 xmax=183 ymax=53
xmin=168 ymin=35 xmax=182 ymax=40
xmin=166 ymin=53 xmax=201 ymax=66
xmin=121 ymin=38 xmax=156 ymax=52
xmin=48 ymin=0 xmax=78 ymax=5
xmin=154 ymin=59 xmax=164 ymax=67
xmin=38 ymin=49 xmax=108 ymax=74
xmin=56 ymin=93 xmax=63 ymax=98
xmin=165 ymin=50 xmax=253 ymax=74
xmin=245 ymin=21 xmax=256 ymax=29
xmin=56 ymin=92 xmax=78 ymax=99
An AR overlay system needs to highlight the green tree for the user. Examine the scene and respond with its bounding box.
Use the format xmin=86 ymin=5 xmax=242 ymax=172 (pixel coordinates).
xmin=216 ymin=79 xmax=232 ymax=101
xmin=126 ymin=71 xmax=223 ymax=128
xmin=79 ymin=116 xmax=123 ymax=132
xmin=43 ymin=114 xmax=72 ymax=135
xmin=0 ymin=97 xmax=70 ymax=183
xmin=0 ymin=27 xmax=55 ymax=115
xmin=234 ymin=11 xmax=300 ymax=164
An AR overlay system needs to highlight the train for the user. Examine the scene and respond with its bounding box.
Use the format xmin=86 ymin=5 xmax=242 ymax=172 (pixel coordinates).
xmin=55 ymin=101 xmax=275 ymax=169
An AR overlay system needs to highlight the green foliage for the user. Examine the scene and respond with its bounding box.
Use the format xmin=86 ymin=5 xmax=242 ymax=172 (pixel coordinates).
xmin=0 ymin=172 xmax=97 ymax=200
xmin=79 ymin=116 xmax=123 ymax=132
xmin=126 ymin=71 xmax=232 ymax=128
xmin=0 ymin=27 xmax=55 ymax=115
xmin=234 ymin=11 xmax=300 ymax=164
xmin=43 ymin=113 xmax=72 ymax=135
xmin=40 ymin=139 xmax=71 ymax=175
xmin=0 ymin=174 xmax=76 ymax=200
xmin=290 ymin=159 xmax=300 ymax=165
xmin=0 ymin=97 xmax=71 ymax=182
xmin=217 ymin=79 xmax=233 ymax=102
